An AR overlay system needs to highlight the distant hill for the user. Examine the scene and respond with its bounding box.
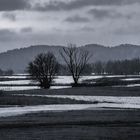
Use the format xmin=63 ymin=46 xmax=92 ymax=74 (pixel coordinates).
xmin=0 ymin=45 xmax=64 ymax=73
xmin=82 ymin=44 xmax=140 ymax=62
xmin=0 ymin=44 xmax=140 ymax=73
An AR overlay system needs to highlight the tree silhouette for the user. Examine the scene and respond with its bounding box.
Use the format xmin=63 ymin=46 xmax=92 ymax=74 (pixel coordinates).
xmin=27 ymin=52 xmax=59 ymax=89
xmin=60 ymin=44 xmax=91 ymax=86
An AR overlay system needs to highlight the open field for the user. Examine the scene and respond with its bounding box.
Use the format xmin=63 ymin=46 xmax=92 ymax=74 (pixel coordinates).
xmin=3 ymin=86 xmax=140 ymax=96
xmin=1 ymin=82 xmax=140 ymax=139
xmin=0 ymin=110 xmax=140 ymax=140
xmin=0 ymin=93 xmax=93 ymax=105
xmin=1 ymin=75 xmax=140 ymax=91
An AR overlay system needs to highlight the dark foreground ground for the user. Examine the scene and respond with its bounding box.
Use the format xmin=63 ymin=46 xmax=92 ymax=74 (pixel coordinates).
xmin=1 ymin=86 xmax=140 ymax=140
xmin=0 ymin=110 xmax=140 ymax=140
xmin=4 ymin=86 xmax=140 ymax=96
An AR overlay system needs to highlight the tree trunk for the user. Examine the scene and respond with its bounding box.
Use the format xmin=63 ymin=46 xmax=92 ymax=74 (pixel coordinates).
xmin=40 ymin=80 xmax=51 ymax=89
xmin=73 ymin=77 xmax=79 ymax=87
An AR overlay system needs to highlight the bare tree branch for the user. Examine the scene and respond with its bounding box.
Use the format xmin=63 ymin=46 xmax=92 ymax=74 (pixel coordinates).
xmin=60 ymin=44 xmax=91 ymax=86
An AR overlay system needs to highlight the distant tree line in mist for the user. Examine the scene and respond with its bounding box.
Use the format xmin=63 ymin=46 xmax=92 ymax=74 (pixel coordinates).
xmin=59 ymin=58 xmax=140 ymax=75
xmin=0 ymin=69 xmax=14 ymax=76
xmin=93 ymin=58 xmax=140 ymax=75
xmin=1 ymin=59 xmax=140 ymax=77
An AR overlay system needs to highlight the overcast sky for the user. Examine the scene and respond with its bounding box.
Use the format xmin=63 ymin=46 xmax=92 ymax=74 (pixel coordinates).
xmin=0 ymin=0 xmax=140 ymax=52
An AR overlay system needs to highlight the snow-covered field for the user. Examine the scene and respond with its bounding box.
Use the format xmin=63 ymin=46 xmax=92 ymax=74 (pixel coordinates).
xmin=0 ymin=75 xmax=140 ymax=117
xmin=0 ymin=104 xmax=117 ymax=117
xmin=121 ymin=78 xmax=140 ymax=81
xmin=0 ymin=94 xmax=136 ymax=117
xmin=0 ymin=75 xmax=140 ymax=91
xmin=0 ymin=75 xmax=28 ymax=79
xmin=54 ymin=76 xmax=103 ymax=84
xmin=0 ymin=80 xmax=32 ymax=85
xmin=43 ymin=95 xmax=140 ymax=105
xmin=0 ymin=86 xmax=40 ymax=91
xmin=15 ymin=94 xmax=140 ymax=105
xmin=0 ymin=76 xmax=101 ymax=84
xmin=0 ymin=100 xmax=140 ymax=117
xmin=0 ymin=75 xmax=102 ymax=91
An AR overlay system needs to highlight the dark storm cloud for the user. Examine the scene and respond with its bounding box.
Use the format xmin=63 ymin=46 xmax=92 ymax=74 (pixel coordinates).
xmin=0 ymin=0 xmax=30 ymax=11
xmin=2 ymin=13 xmax=16 ymax=21
xmin=33 ymin=0 xmax=140 ymax=11
xmin=65 ymin=15 xmax=89 ymax=23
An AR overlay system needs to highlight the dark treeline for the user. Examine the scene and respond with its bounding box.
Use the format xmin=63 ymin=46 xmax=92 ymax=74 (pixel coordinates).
xmin=93 ymin=58 xmax=140 ymax=75
xmin=0 ymin=69 xmax=14 ymax=76
xmin=58 ymin=58 xmax=140 ymax=75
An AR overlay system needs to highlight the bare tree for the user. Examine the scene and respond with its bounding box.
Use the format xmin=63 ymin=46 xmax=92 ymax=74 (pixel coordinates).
xmin=60 ymin=44 xmax=91 ymax=86
xmin=27 ymin=52 xmax=59 ymax=89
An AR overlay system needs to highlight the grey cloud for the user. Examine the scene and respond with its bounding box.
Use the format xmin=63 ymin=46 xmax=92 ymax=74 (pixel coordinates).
xmin=88 ymin=9 xmax=116 ymax=19
xmin=81 ymin=26 xmax=95 ymax=32
xmin=21 ymin=27 xmax=33 ymax=33
xmin=114 ymin=26 xmax=140 ymax=35
xmin=88 ymin=9 xmax=112 ymax=19
xmin=33 ymin=0 xmax=140 ymax=11
xmin=0 ymin=0 xmax=30 ymax=11
xmin=88 ymin=9 xmax=131 ymax=20
xmin=0 ymin=29 xmax=18 ymax=41
xmin=0 ymin=28 xmax=31 ymax=42
xmin=65 ymin=15 xmax=89 ymax=23
xmin=0 ymin=0 xmax=139 ymax=12
xmin=2 ymin=13 xmax=16 ymax=21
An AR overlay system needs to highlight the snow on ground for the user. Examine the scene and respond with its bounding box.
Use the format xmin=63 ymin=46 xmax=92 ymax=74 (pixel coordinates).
xmin=0 ymin=75 xmax=28 ymax=79
xmin=16 ymin=94 xmax=140 ymax=105
xmin=0 ymin=75 xmax=102 ymax=91
xmin=0 ymin=75 xmax=140 ymax=117
xmin=0 ymin=104 xmax=106 ymax=117
xmin=0 ymin=103 xmax=136 ymax=118
xmin=1 ymin=75 xmax=140 ymax=91
xmin=121 ymin=78 xmax=140 ymax=81
xmin=0 ymin=76 xmax=99 ymax=85
xmin=0 ymin=86 xmax=40 ymax=91
xmin=50 ymin=86 xmax=71 ymax=89
xmin=53 ymin=76 xmax=103 ymax=84
xmin=0 ymin=86 xmax=72 ymax=91
xmin=54 ymin=76 xmax=73 ymax=84
xmin=126 ymin=84 xmax=140 ymax=87
xmin=114 ymin=84 xmax=140 ymax=88
xmin=0 ymin=80 xmax=32 ymax=85
xmin=0 ymin=103 xmax=140 ymax=118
